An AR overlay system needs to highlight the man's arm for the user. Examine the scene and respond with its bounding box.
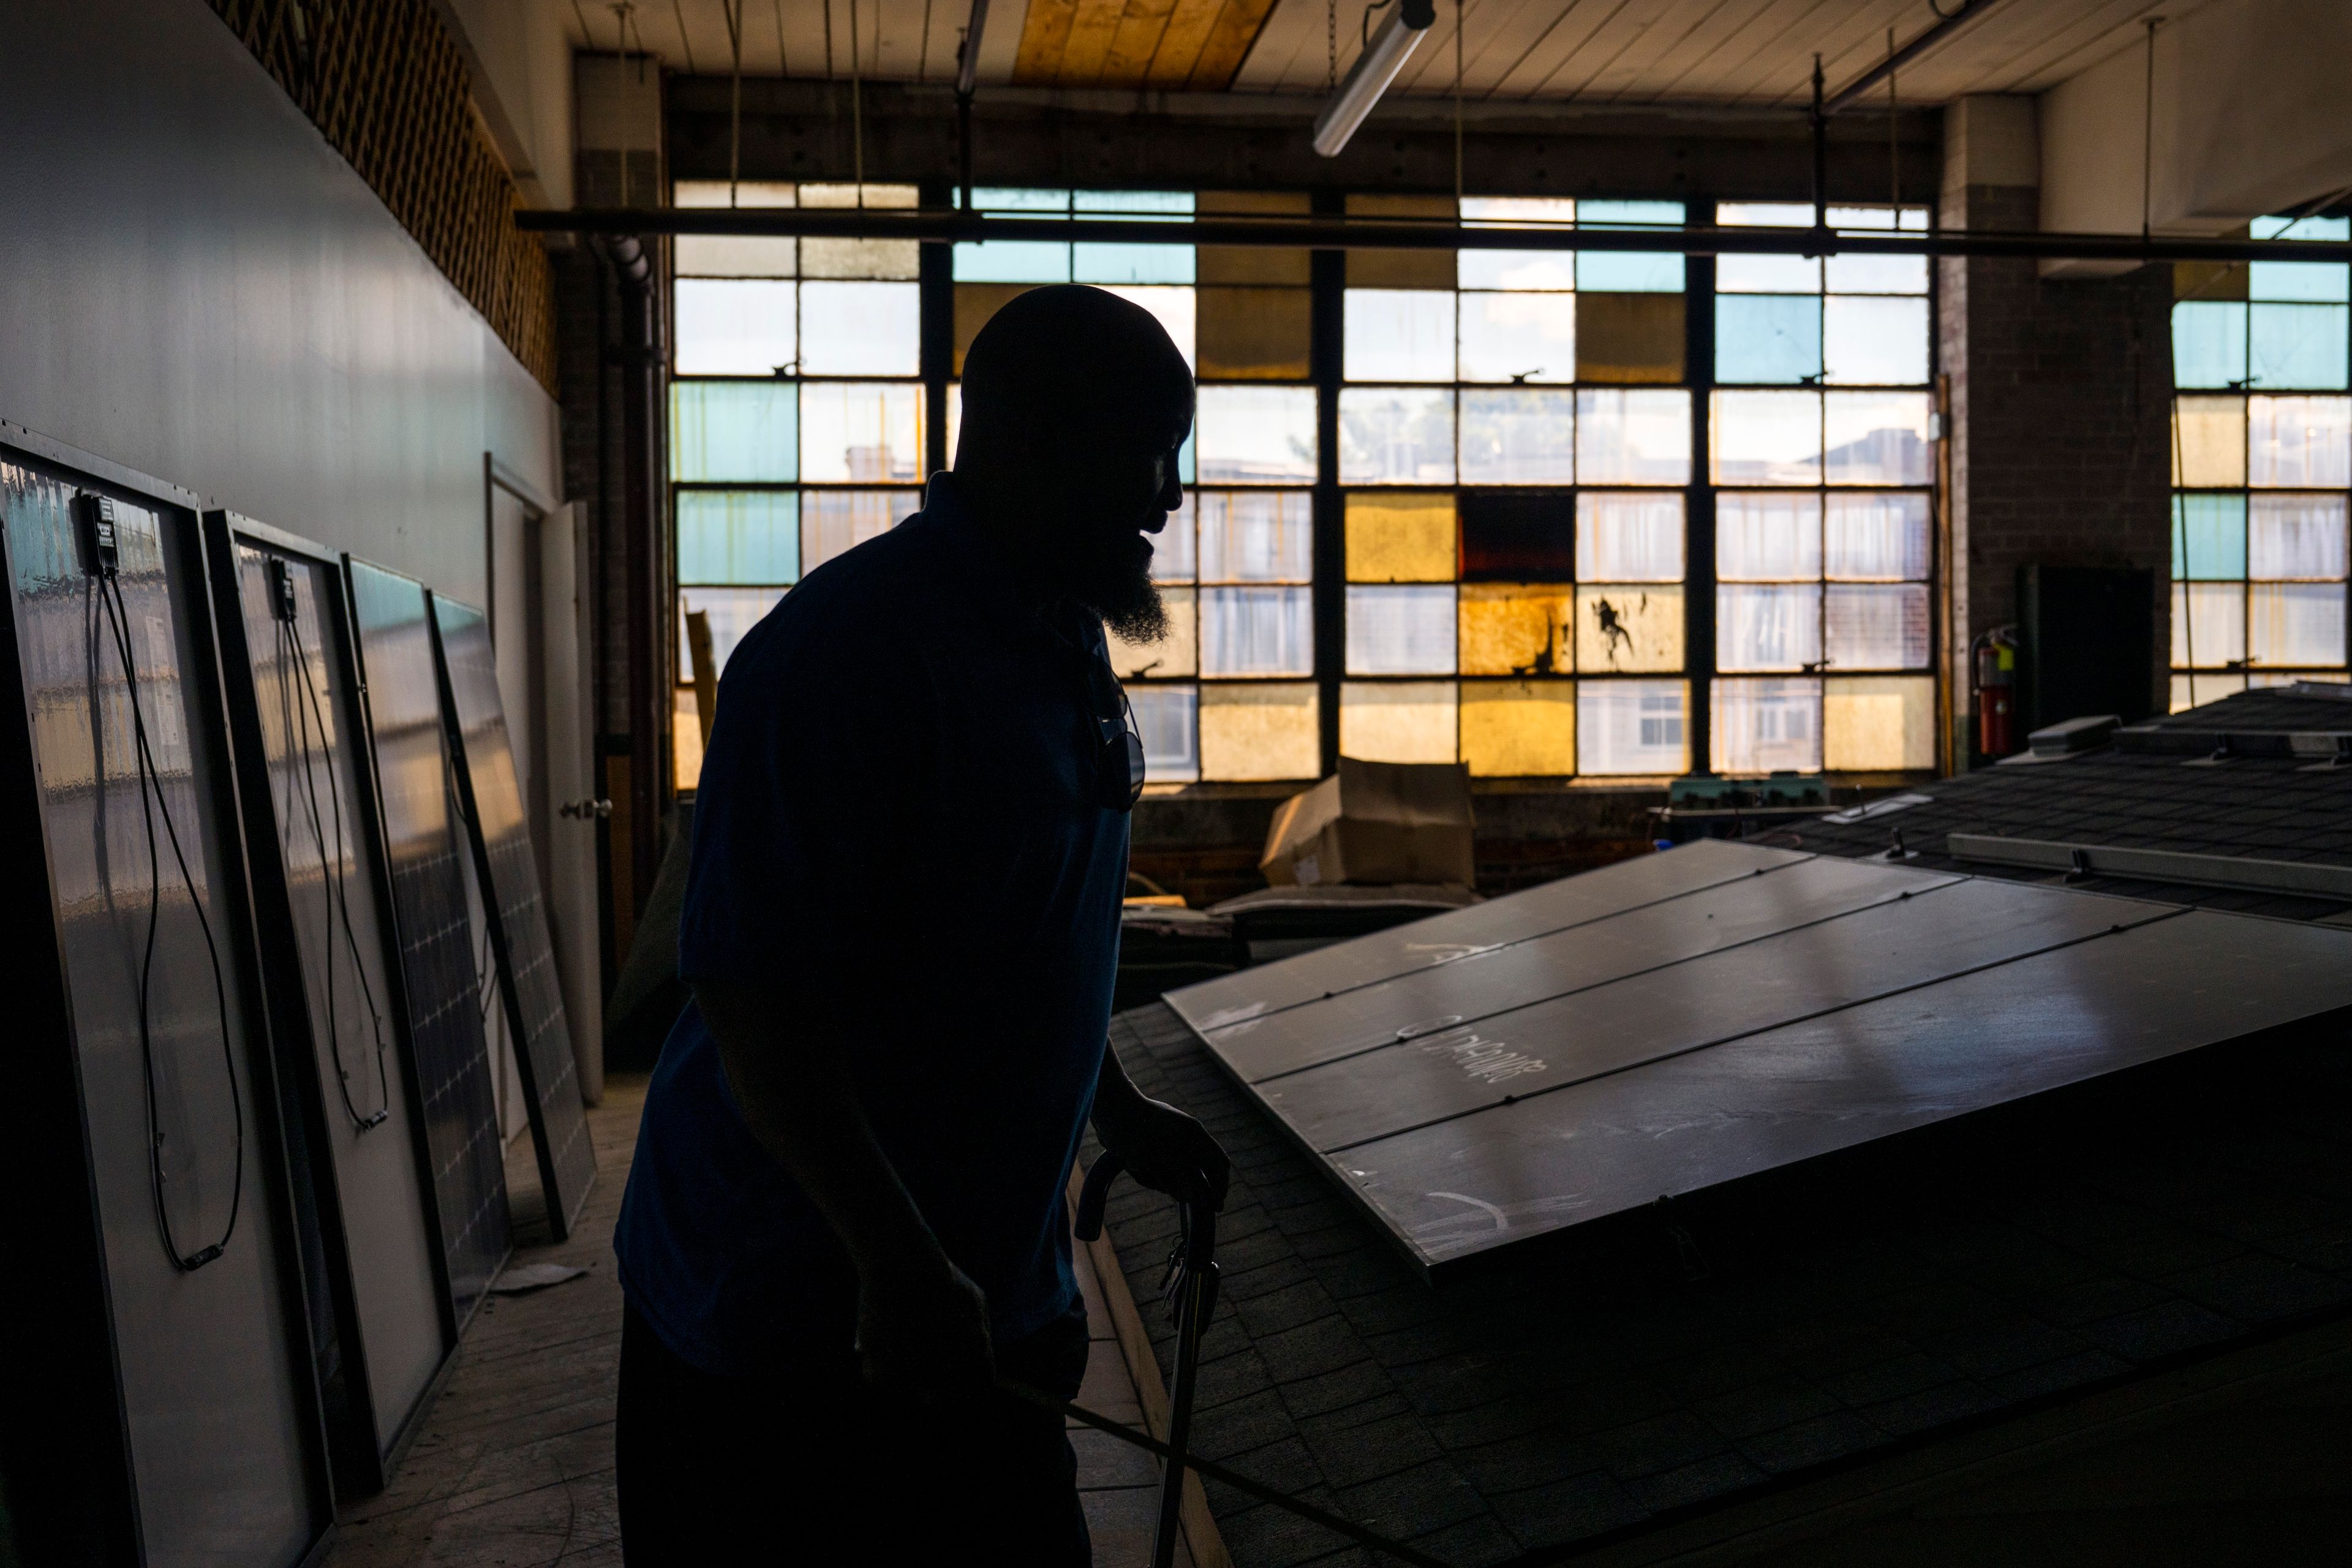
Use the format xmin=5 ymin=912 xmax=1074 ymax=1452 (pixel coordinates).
xmin=1091 ymin=1042 xmax=1231 ymax=1211
xmin=695 ymin=976 xmax=994 ymax=1392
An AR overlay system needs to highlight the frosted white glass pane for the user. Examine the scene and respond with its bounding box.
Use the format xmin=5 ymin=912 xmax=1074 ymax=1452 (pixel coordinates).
xmin=796 ymin=281 xmax=920 ymax=375
xmin=2248 ymin=396 xmax=2352 ymax=488
xmin=1716 ymin=203 xmax=1812 ymax=227
xmin=1825 ymin=492 xmax=1932 ymax=581
xmin=2249 ymin=494 xmax=2350 ymax=579
xmin=1714 ymin=203 xmax=1821 ymax=292
xmin=1823 ymin=391 xmax=1932 ymax=484
xmin=1458 ymin=293 xmax=1575 ymax=382
xmin=1128 ymin=684 xmax=1200 ymax=782
xmin=796 ymin=186 xmax=921 ymax=278
xmin=1340 ymin=387 xmax=1457 ymax=484
xmin=1824 ymin=297 xmax=1929 ymax=386
xmin=1712 ymin=677 xmax=1822 ymax=774
xmin=1825 ymin=584 xmax=1930 ymax=669
xmin=1825 ymin=205 xmax=1930 ymax=296
xmin=1340 ymin=682 xmax=1458 ymax=764
xmin=1711 ymin=390 xmax=1820 ymax=485
xmin=1200 ymin=586 xmax=1314 ymax=675
xmin=1074 ymin=244 xmax=1195 ymax=285
xmin=675 ymin=279 xmax=797 ymax=375
xmin=1575 ymin=492 xmax=1684 ymax=582
xmin=799 ymin=382 xmax=924 ymax=482
xmin=1109 ymin=587 xmax=1196 ymax=679
xmin=1575 ymin=389 xmax=1692 ymax=485
xmin=1104 ymin=285 xmax=1197 ymax=369
xmin=675 ymin=180 xmax=797 ymax=277
xmin=1197 ymin=491 xmax=1313 ymax=582
xmin=1460 ymin=390 xmax=1576 ymax=484
xmin=1716 ymin=492 xmax=1821 ymax=582
xmin=1196 ymin=386 xmax=1319 ymax=483
xmin=2250 ymin=582 xmax=2346 ymax=666
xmin=2170 ymin=671 xmax=2248 ymax=711
xmin=678 ymin=586 xmax=784 ymax=674
xmin=1457 ymin=252 xmax=1577 ymax=290
xmin=1347 ymin=586 xmax=1457 ymax=674
xmin=2171 ymin=582 xmax=2247 ymax=668
xmin=1577 ymin=680 xmax=1688 ymax=774
xmin=1717 ymin=584 xmax=1822 ymax=672
xmin=801 ymin=489 xmax=920 ymax=573
xmin=1152 ymin=492 xmax=1196 ymax=582
xmin=1346 ymin=290 xmax=1457 ymax=382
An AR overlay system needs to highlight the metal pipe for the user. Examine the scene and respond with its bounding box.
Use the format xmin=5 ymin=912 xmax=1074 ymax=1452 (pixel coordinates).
xmin=592 ymin=235 xmax=663 ymax=914
xmin=1313 ymin=0 xmax=1436 ymax=158
xmin=1824 ymin=0 xmax=2012 ymax=115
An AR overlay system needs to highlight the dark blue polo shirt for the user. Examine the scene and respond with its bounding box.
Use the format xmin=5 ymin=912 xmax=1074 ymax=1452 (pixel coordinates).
xmin=614 ymin=475 xmax=1130 ymax=1378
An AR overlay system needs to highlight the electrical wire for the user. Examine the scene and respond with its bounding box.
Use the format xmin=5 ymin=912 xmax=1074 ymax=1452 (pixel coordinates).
xmin=96 ymin=568 xmax=242 ymax=1273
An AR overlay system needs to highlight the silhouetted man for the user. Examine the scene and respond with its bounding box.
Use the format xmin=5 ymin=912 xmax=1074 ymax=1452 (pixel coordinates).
xmin=614 ymin=285 xmax=1229 ymax=1565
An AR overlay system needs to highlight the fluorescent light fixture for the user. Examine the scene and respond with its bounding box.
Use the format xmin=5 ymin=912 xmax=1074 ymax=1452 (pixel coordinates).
xmin=1313 ymin=0 xmax=1436 ymax=158
xmin=956 ymin=0 xmax=991 ymax=96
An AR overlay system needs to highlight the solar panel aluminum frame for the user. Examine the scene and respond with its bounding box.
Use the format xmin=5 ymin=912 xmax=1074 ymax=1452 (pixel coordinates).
xmin=203 ymin=511 xmax=461 ymax=1496
xmin=0 ymin=424 xmax=336 ymax=1565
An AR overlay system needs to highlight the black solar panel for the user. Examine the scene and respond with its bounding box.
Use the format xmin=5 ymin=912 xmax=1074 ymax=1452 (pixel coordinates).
xmin=345 ymin=560 xmax=510 ymax=1325
xmin=429 ymin=595 xmax=596 ymax=1240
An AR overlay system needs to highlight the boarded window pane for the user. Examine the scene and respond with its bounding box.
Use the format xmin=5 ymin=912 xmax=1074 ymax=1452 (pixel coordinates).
xmin=2172 ymin=582 xmax=2247 ymax=668
xmin=1106 ymin=285 xmax=1197 ymax=369
xmin=2173 ymin=302 xmax=2247 ymax=389
xmin=1460 ymin=390 xmax=1577 ymax=484
xmin=1713 ymin=676 xmax=1822 ymax=774
xmin=1128 ymin=684 xmax=1200 ymax=782
xmin=677 ymin=586 xmax=784 ymax=674
xmin=2250 ymin=582 xmax=2345 ymax=666
xmin=1460 ymin=491 xmax=1575 ymax=581
xmin=1200 ymin=586 xmax=1314 ymax=675
xmin=677 ymin=491 xmax=797 ymax=584
xmin=1576 ymin=389 xmax=1692 ymax=485
xmin=1346 ymin=492 xmax=1456 ymax=582
xmin=1461 ymin=679 xmax=1575 ymax=775
xmin=1576 ymin=585 xmax=1684 ymax=673
xmin=1458 ymin=293 xmax=1576 ymax=382
xmin=1200 ymin=681 xmax=1319 ymax=779
xmin=1198 ymin=190 xmax=1311 ymax=285
xmin=801 ymin=489 xmax=919 ymax=573
xmin=799 ymin=382 xmax=924 ymax=482
xmin=2250 ymin=494 xmax=2350 ymax=579
xmin=1198 ymin=490 xmax=1313 ymax=581
xmin=1715 ymin=295 xmax=1820 ymax=385
xmin=1152 ymin=493 xmax=1197 ymax=582
xmin=1197 ymin=287 xmax=1311 ymax=379
xmin=1575 ymin=491 xmax=1683 ymax=581
xmin=675 ymin=278 xmax=797 ymax=375
xmin=2250 ymin=304 xmax=2350 ymax=391
xmin=2172 ymin=494 xmax=2248 ymax=579
xmin=1825 ymin=583 xmax=1930 ymax=669
xmin=1346 ymin=586 xmax=1457 ymax=674
xmin=1717 ymin=583 xmax=1822 ymax=671
xmin=2172 ymin=395 xmax=2247 ymax=488
xmin=1340 ymin=681 xmax=1458 ymax=763
xmin=1824 ymin=296 xmax=1929 ymax=386
xmin=1197 ymin=386 xmax=1319 ymax=483
xmin=1340 ymin=387 xmax=1457 ymax=484
xmin=1346 ymin=194 xmax=1457 ymax=288
xmin=1459 ymin=584 xmax=1574 ymax=676
xmin=2249 ymin=396 xmax=2352 ymax=488
xmin=1825 ymin=674 xmax=1935 ymax=769
xmin=1824 ymin=391 xmax=1932 ymax=484
xmin=671 ymin=381 xmax=798 ymax=482
xmin=953 ymin=283 xmax=1034 ymax=375
xmin=1109 ymin=586 xmax=1197 ymax=679
xmin=1574 ymin=293 xmax=1684 ymax=383
xmin=797 ymin=281 xmax=921 ymax=375
xmin=1711 ymin=390 xmax=1820 ymax=485
xmin=1578 ymin=679 xmax=1688 ymax=774
xmin=1825 ymin=492 xmax=1931 ymax=581
xmin=1716 ymin=491 xmax=1822 ymax=581
xmin=1346 ymin=290 xmax=1455 ymax=382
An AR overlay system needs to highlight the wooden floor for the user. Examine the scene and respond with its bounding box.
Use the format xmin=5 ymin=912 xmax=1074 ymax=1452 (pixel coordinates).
xmin=326 ymin=1074 xmax=1177 ymax=1567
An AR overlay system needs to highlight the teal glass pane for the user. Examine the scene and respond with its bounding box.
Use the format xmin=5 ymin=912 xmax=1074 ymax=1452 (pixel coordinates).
xmin=678 ymin=490 xmax=799 ymax=584
xmin=2173 ymin=302 xmax=2247 ymax=389
xmin=1072 ymin=244 xmax=1195 ymax=284
xmin=974 ymin=187 xmax=1070 ymax=213
xmin=2250 ymin=260 xmax=2350 ymax=303
xmin=1179 ymin=423 xmax=1196 ymax=484
xmin=1716 ymin=296 xmax=1822 ymax=385
xmin=670 ymin=381 xmax=797 ymax=482
xmin=2171 ymin=494 xmax=2247 ymax=581
xmin=2250 ymin=303 xmax=2350 ymax=390
xmin=952 ymin=241 xmax=1071 ymax=282
xmin=1577 ymin=200 xmax=1683 ymax=292
xmin=2252 ymin=216 xmax=2351 ymax=243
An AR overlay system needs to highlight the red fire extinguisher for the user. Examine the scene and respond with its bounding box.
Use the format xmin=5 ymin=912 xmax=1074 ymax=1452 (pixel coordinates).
xmin=1973 ymin=627 xmax=2016 ymax=758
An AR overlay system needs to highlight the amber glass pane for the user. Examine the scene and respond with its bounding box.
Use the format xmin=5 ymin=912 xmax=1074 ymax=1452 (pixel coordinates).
xmin=2172 ymin=395 xmax=2247 ymax=488
xmin=954 ymin=282 xmax=1036 ymax=374
xmin=1459 ymin=584 xmax=1575 ymax=676
xmin=1576 ymin=293 xmax=1685 ymax=383
xmin=1340 ymin=681 xmax=1458 ymax=764
xmin=2174 ymin=260 xmax=2248 ymax=301
xmin=1458 ymin=490 xmax=1575 ymax=581
xmin=1200 ymin=681 xmax=1321 ymax=780
xmin=674 ymin=687 xmax=706 ymax=792
xmin=1461 ymin=679 xmax=1575 ymax=776
xmin=1107 ymin=586 xmax=1197 ymax=679
xmin=1346 ymin=492 xmax=1457 ymax=582
xmin=1347 ymin=194 xmax=1456 ymax=288
xmin=1198 ymin=191 xmax=1311 ymax=285
xmin=1575 ymin=584 xmax=1684 ymax=673
xmin=1198 ymin=287 xmax=1313 ymax=380
xmin=1823 ymin=674 xmax=1935 ymax=769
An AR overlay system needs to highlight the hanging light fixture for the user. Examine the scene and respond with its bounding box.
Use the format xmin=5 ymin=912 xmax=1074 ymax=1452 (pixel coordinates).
xmin=1313 ymin=0 xmax=1436 ymax=158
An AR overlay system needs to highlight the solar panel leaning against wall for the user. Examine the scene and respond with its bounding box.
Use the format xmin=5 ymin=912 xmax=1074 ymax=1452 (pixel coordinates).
xmin=0 ymin=431 xmax=333 ymax=1564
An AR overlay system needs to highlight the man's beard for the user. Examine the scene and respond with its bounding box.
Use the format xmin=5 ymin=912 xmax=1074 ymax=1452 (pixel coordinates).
xmin=1074 ymin=531 xmax=1169 ymax=645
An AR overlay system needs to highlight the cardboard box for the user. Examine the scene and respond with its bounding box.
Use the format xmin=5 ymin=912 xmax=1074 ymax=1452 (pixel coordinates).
xmin=1259 ymin=758 xmax=1476 ymax=888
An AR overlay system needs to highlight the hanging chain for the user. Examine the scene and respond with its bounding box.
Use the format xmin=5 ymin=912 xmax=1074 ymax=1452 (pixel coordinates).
xmin=1327 ymin=0 xmax=1337 ymax=91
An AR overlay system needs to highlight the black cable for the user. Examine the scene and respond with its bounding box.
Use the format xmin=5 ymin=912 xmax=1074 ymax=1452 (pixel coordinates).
xmin=274 ymin=606 xmax=391 ymax=1130
xmin=96 ymin=573 xmax=242 ymax=1272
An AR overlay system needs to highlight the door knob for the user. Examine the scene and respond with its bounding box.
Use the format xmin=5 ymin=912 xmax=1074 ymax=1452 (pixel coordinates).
xmin=560 ymin=797 xmax=613 ymax=819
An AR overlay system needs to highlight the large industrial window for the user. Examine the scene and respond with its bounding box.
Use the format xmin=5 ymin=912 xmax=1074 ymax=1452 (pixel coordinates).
xmin=2170 ymin=214 xmax=2352 ymax=709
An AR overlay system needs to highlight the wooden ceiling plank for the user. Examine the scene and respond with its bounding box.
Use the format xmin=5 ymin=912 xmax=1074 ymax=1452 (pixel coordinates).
xmin=1188 ymin=0 xmax=1281 ymax=89
xmin=1057 ymin=0 xmax=1135 ymax=85
xmin=1104 ymin=0 xmax=1182 ymax=86
xmin=1226 ymin=0 xmax=1314 ymax=90
xmin=1147 ymin=0 xmax=1230 ymax=88
xmin=1520 ymin=0 xmax=1674 ymax=102
xmin=1643 ymin=0 xmax=1872 ymax=105
xmin=1581 ymin=0 xmax=1760 ymax=104
xmin=1014 ymin=0 xmax=1083 ymax=82
xmin=1491 ymin=0 xmax=1635 ymax=99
